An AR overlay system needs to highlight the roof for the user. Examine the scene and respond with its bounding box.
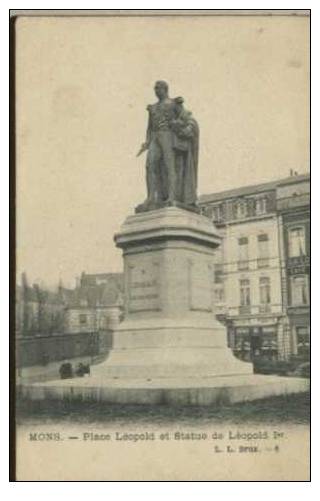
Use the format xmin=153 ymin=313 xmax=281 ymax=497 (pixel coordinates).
xmin=17 ymin=275 xmax=124 ymax=308
xmin=45 ymin=290 xmax=64 ymax=305
xmin=19 ymin=284 xmax=64 ymax=304
xmin=59 ymin=287 xmax=75 ymax=302
xmin=67 ymin=273 xmax=124 ymax=308
xmin=199 ymin=173 xmax=310 ymax=204
xmin=277 ymin=174 xmax=310 ymax=187
xmin=80 ymin=272 xmax=123 ymax=287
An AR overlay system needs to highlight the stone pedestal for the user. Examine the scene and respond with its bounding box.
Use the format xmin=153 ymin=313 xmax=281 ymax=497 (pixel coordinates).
xmin=94 ymin=207 xmax=253 ymax=378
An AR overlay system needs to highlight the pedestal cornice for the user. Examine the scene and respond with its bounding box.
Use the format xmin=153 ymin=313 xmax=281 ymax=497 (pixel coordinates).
xmin=114 ymin=207 xmax=221 ymax=249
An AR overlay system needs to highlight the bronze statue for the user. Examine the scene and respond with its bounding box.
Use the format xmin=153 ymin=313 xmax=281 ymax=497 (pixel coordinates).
xmin=136 ymin=81 xmax=199 ymax=213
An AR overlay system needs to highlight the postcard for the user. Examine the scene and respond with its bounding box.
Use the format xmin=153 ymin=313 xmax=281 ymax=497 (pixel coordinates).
xmin=12 ymin=10 xmax=310 ymax=481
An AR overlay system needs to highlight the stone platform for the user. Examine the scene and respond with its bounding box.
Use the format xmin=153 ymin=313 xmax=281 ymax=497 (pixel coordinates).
xmin=20 ymin=375 xmax=309 ymax=407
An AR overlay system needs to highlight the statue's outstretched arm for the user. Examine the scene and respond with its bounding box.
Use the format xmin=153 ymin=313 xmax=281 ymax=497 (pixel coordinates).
xmin=137 ymin=108 xmax=151 ymax=156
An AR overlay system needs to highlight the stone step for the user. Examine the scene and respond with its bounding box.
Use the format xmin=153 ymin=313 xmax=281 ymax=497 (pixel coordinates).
xmin=20 ymin=375 xmax=309 ymax=407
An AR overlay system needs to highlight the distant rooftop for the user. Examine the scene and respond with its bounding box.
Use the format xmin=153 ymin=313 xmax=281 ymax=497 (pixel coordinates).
xmin=199 ymin=173 xmax=310 ymax=204
xmin=18 ymin=273 xmax=124 ymax=308
xmin=80 ymin=272 xmax=123 ymax=287
xmin=69 ymin=272 xmax=125 ymax=308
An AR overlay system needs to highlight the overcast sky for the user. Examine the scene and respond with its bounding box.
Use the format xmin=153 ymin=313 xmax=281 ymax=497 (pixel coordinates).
xmin=15 ymin=14 xmax=310 ymax=288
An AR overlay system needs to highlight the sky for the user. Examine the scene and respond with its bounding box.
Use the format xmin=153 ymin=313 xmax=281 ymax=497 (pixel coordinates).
xmin=15 ymin=14 xmax=310 ymax=288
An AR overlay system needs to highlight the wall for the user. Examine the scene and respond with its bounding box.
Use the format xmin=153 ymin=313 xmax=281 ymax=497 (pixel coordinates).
xmin=63 ymin=306 xmax=122 ymax=334
xmin=16 ymin=331 xmax=113 ymax=368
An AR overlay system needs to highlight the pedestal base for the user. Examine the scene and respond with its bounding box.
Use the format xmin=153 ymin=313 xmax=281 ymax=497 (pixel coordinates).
xmin=92 ymin=322 xmax=253 ymax=378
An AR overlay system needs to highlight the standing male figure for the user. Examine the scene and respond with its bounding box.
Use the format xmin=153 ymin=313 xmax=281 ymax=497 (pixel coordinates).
xmin=137 ymin=81 xmax=177 ymax=210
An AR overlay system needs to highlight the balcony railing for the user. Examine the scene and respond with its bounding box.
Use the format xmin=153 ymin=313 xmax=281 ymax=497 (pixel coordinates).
xmin=287 ymin=255 xmax=310 ymax=267
xmin=259 ymin=304 xmax=271 ymax=313
xmin=238 ymin=260 xmax=249 ymax=271
xmin=239 ymin=305 xmax=251 ymax=315
xmin=257 ymin=257 xmax=269 ymax=268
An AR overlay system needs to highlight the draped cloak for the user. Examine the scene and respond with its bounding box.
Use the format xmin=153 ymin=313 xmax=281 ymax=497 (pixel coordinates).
xmin=172 ymin=109 xmax=199 ymax=205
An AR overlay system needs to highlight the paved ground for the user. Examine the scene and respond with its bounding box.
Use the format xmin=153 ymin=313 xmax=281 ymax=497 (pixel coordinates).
xmin=16 ymin=355 xmax=100 ymax=383
xmin=16 ymin=391 xmax=310 ymax=426
xmin=29 ymin=373 xmax=305 ymax=388
xmin=19 ymin=371 xmax=309 ymax=407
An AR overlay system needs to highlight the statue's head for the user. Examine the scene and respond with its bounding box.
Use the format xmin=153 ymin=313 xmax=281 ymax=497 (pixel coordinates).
xmin=174 ymin=96 xmax=184 ymax=115
xmin=154 ymin=80 xmax=169 ymax=99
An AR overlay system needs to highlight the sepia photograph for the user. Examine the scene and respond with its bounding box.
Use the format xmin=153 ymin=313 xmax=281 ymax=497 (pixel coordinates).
xmin=11 ymin=9 xmax=310 ymax=481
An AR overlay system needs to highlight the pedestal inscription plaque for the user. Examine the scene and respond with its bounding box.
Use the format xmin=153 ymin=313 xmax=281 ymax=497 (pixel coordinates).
xmin=128 ymin=262 xmax=161 ymax=312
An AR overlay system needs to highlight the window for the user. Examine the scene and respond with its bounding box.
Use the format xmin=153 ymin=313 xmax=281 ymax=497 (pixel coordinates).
xmin=79 ymin=313 xmax=87 ymax=325
xmin=256 ymin=197 xmax=267 ymax=215
xmin=258 ymin=233 xmax=269 ymax=247
xmin=291 ymin=275 xmax=309 ymax=305
xmin=233 ymin=328 xmax=251 ymax=361
xmin=238 ymin=237 xmax=249 ymax=270
xmin=214 ymin=263 xmax=223 ymax=284
xmin=296 ymin=326 xmax=310 ymax=356
xmin=235 ymin=200 xmax=247 ymax=219
xmin=240 ymin=279 xmax=250 ymax=306
xmin=259 ymin=277 xmax=271 ymax=311
xmin=75 ymin=340 xmax=82 ymax=356
xmin=288 ymin=227 xmax=306 ymax=257
xmin=214 ymin=287 xmax=225 ymax=303
xmin=212 ymin=205 xmax=221 ymax=222
xmin=99 ymin=315 xmax=108 ymax=330
xmin=260 ymin=327 xmax=277 ymax=358
xmin=257 ymin=234 xmax=269 ymax=267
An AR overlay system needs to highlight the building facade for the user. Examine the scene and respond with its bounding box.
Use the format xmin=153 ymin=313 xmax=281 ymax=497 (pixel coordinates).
xmin=62 ymin=272 xmax=124 ymax=334
xmin=277 ymin=176 xmax=310 ymax=359
xmin=16 ymin=272 xmax=124 ymax=338
xmin=200 ymin=173 xmax=310 ymax=362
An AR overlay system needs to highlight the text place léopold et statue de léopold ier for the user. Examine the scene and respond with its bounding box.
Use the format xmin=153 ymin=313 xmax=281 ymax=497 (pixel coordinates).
xmin=136 ymin=81 xmax=199 ymax=213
